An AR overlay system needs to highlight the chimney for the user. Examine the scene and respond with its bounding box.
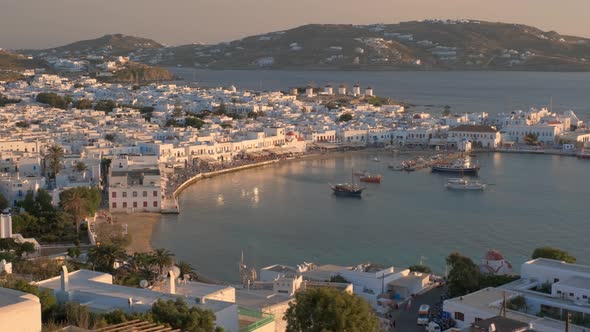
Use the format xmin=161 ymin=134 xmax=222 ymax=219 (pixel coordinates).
xmin=60 ymin=265 xmax=69 ymax=292
xmin=168 ymin=270 xmax=176 ymax=294
xmin=488 ymin=323 xmax=496 ymax=332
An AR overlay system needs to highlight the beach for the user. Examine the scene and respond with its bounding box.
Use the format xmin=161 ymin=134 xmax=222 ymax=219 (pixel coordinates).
xmin=109 ymin=213 xmax=161 ymax=253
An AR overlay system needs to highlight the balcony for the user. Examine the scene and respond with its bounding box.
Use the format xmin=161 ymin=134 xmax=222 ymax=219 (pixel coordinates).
xmin=238 ymin=307 xmax=274 ymax=332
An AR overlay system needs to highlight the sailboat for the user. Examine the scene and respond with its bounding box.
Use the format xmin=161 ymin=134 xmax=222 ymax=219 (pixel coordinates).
xmin=330 ymin=170 xmax=365 ymax=197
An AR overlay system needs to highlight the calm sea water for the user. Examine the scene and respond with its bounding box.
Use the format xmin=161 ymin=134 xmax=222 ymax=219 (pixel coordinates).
xmin=170 ymin=69 xmax=590 ymax=118
xmin=152 ymin=152 xmax=590 ymax=282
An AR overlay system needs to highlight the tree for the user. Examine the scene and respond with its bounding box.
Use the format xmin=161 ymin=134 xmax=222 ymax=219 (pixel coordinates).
xmin=88 ymin=244 xmax=126 ymax=273
xmin=151 ymin=298 xmax=222 ymax=332
xmin=152 ymin=248 xmax=174 ymax=275
xmin=75 ymin=161 xmax=87 ymax=172
xmin=176 ymin=261 xmax=194 ymax=281
xmin=36 ymin=92 xmax=71 ymax=110
xmin=524 ymin=133 xmax=539 ymax=145
xmin=60 ymin=188 xmax=89 ymax=234
xmin=15 ymin=241 xmax=36 ymax=257
xmin=284 ymin=287 xmax=379 ymax=332
xmin=73 ymin=99 xmax=94 ymax=110
xmin=338 ymin=113 xmax=353 ymax=122
xmin=446 ymin=252 xmax=481 ymax=297
xmin=45 ymin=144 xmax=65 ymax=178
xmin=185 ymin=117 xmax=204 ymax=129
xmin=408 ymin=264 xmax=432 ymax=274
xmin=532 ymin=247 xmax=576 ymax=263
xmin=67 ymin=246 xmax=81 ymax=259
xmin=0 ymin=192 xmax=8 ymax=210
xmin=94 ymin=100 xmax=117 ymax=113
xmin=130 ymin=252 xmax=155 ymax=276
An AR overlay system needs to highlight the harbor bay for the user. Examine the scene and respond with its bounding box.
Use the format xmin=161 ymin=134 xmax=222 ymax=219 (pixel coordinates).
xmin=152 ymin=152 xmax=590 ymax=282
xmin=171 ymin=69 xmax=590 ymax=118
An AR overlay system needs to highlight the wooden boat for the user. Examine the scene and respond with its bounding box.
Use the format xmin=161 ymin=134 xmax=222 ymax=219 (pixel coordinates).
xmin=359 ymin=174 xmax=382 ymax=183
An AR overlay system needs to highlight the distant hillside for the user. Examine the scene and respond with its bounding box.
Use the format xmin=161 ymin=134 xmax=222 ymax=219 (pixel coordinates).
xmin=31 ymin=34 xmax=163 ymax=57
xmin=0 ymin=50 xmax=48 ymax=81
xmin=19 ymin=21 xmax=590 ymax=71
xmin=144 ymin=20 xmax=590 ymax=71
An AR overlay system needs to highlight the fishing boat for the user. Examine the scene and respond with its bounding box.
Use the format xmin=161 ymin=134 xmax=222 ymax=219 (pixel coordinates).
xmin=432 ymin=157 xmax=479 ymax=175
xmin=359 ymin=174 xmax=382 ymax=183
xmin=445 ymin=178 xmax=486 ymax=191
xmin=388 ymin=164 xmax=404 ymax=171
xmin=372 ymin=156 xmax=381 ymax=162
xmin=330 ymin=183 xmax=364 ymax=196
xmin=353 ymin=170 xmax=367 ymax=176
xmin=577 ymin=147 xmax=590 ymax=159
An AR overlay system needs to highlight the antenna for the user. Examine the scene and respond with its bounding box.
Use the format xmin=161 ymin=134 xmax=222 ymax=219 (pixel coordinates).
xmin=550 ymin=96 xmax=553 ymax=113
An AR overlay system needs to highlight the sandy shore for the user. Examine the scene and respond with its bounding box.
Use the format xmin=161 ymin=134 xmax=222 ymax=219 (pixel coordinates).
xmin=109 ymin=213 xmax=161 ymax=253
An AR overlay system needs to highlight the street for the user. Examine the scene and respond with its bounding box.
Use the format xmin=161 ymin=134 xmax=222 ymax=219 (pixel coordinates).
xmin=389 ymin=287 xmax=445 ymax=332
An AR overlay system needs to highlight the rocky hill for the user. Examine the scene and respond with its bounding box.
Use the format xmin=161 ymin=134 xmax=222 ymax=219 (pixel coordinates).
xmin=0 ymin=50 xmax=49 ymax=81
xmin=29 ymin=34 xmax=163 ymax=57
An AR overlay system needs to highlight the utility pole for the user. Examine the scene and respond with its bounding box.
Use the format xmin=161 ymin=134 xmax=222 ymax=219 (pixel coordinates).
xmin=564 ymin=309 xmax=570 ymax=332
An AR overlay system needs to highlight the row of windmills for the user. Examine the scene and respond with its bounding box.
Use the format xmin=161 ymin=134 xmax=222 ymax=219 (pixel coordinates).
xmin=290 ymin=84 xmax=374 ymax=98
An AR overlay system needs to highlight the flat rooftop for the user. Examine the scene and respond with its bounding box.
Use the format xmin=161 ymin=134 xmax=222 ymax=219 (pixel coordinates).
xmin=525 ymin=259 xmax=590 ymax=276
xmin=235 ymin=289 xmax=291 ymax=310
xmin=36 ymin=269 xmax=233 ymax=313
xmin=0 ymin=287 xmax=39 ymax=307
xmin=556 ymin=276 xmax=590 ymax=291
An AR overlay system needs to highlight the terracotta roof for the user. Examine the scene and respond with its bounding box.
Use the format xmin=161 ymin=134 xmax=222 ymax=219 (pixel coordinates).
xmin=484 ymin=249 xmax=505 ymax=261
xmin=449 ymin=125 xmax=498 ymax=133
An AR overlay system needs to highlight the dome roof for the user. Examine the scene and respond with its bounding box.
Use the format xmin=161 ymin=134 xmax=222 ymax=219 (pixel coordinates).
xmin=484 ymin=250 xmax=505 ymax=261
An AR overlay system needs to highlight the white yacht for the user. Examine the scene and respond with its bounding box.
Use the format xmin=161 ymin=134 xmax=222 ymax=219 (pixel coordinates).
xmin=445 ymin=178 xmax=486 ymax=191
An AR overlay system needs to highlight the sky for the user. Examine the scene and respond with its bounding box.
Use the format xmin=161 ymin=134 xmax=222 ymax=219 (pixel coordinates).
xmin=1 ymin=0 xmax=589 ymax=49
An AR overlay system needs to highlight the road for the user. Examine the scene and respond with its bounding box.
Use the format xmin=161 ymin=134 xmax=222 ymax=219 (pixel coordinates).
xmin=389 ymin=287 xmax=445 ymax=332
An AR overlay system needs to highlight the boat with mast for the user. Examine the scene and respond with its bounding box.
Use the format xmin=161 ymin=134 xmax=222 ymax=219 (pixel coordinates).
xmin=330 ymin=170 xmax=365 ymax=196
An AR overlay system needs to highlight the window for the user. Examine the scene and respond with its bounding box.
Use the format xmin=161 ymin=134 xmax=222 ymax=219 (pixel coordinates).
xmin=122 ymin=192 xmax=127 ymax=198
xmin=133 ymin=202 xmax=137 ymax=208
xmin=143 ymin=191 xmax=147 ymax=197
xmin=112 ymin=202 xmax=117 ymax=208
xmin=583 ymin=295 xmax=588 ymax=299
xmin=454 ymin=312 xmax=464 ymax=321
xmin=123 ymin=202 xmax=127 ymax=208
xmin=133 ymin=191 xmax=138 ymax=197
xmin=153 ymin=201 xmax=158 ymax=207
xmin=143 ymin=201 xmax=148 ymax=208
xmin=153 ymin=191 xmax=158 ymax=197
xmin=570 ymin=293 xmax=574 ymax=297
xmin=112 ymin=191 xmax=117 ymax=198
xmin=475 ymin=317 xmax=482 ymax=322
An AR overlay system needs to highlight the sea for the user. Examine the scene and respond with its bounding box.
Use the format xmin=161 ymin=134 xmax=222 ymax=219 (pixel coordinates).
xmin=151 ymin=70 xmax=590 ymax=282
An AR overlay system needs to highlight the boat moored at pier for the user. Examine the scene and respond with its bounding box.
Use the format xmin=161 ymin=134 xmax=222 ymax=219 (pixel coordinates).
xmin=432 ymin=157 xmax=479 ymax=175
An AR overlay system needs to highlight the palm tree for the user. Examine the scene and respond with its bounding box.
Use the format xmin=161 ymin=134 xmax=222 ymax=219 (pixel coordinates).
xmin=75 ymin=161 xmax=87 ymax=172
xmin=88 ymin=244 xmax=126 ymax=273
xmin=152 ymin=248 xmax=175 ymax=275
xmin=131 ymin=252 xmax=155 ymax=275
xmin=60 ymin=189 xmax=89 ymax=234
xmin=176 ymin=261 xmax=194 ymax=281
xmin=45 ymin=144 xmax=65 ymax=178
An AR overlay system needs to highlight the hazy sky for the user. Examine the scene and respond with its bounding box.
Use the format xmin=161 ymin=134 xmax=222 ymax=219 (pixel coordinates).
xmin=1 ymin=0 xmax=589 ymax=49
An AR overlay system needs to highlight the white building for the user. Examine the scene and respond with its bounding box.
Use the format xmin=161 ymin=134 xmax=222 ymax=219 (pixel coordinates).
xmin=36 ymin=267 xmax=241 ymax=332
xmin=108 ymin=155 xmax=162 ymax=213
xmin=501 ymin=125 xmax=560 ymax=145
xmin=449 ymin=125 xmax=501 ymax=148
xmin=444 ymin=258 xmax=590 ymax=331
xmin=0 ymin=287 xmax=42 ymax=332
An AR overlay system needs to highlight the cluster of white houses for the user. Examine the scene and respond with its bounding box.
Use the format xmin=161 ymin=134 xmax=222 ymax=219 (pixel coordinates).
xmin=444 ymin=258 xmax=590 ymax=332
xmin=0 ymin=73 xmax=588 ymax=214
